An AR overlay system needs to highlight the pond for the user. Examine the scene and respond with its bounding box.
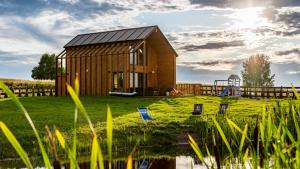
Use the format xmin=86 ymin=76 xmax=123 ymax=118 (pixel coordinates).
xmin=0 ymin=156 xmax=209 ymax=169
xmin=0 ymin=144 xmax=212 ymax=169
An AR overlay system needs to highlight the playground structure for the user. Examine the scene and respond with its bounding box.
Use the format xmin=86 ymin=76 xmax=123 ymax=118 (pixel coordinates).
xmin=212 ymin=74 xmax=241 ymax=97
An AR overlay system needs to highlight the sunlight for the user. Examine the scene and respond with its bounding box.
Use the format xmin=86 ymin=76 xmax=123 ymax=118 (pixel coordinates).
xmin=241 ymin=31 xmax=262 ymax=48
xmin=230 ymin=7 xmax=269 ymax=29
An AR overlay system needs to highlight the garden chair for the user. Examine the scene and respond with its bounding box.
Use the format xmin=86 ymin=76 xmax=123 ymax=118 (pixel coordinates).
xmin=219 ymin=103 xmax=229 ymax=114
xmin=137 ymin=107 xmax=155 ymax=121
xmin=139 ymin=159 xmax=149 ymax=169
xmin=192 ymin=104 xmax=203 ymax=115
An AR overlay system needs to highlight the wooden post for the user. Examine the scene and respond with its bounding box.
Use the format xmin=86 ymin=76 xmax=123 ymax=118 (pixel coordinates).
xmin=18 ymin=86 xmax=21 ymax=97
xmin=143 ymin=41 xmax=146 ymax=96
xmin=55 ymin=57 xmax=58 ymax=96
xmin=133 ymin=49 xmax=136 ymax=93
xmin=25 ymin=86 xmax=28 ymax=97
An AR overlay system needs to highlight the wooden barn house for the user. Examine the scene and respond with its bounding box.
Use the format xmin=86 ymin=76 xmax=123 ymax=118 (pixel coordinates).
xmin=56 ymin=25 xmax=177 ymax=96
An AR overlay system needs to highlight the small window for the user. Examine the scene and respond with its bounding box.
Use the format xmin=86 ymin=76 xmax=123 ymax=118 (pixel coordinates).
xmin=138 ymin=48 xmax=143 ymax=65
xmin=129 ymin=46 xmax=137 ymax=65
xmin=113 ymin=72 xmax=123 ymax=91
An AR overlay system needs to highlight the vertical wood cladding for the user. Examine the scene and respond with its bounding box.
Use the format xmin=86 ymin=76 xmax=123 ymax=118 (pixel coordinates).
xmin=59 ymin=40 xmax=176 ymax=96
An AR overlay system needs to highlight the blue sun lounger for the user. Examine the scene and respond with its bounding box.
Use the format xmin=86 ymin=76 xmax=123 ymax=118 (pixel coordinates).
xmin=137 ymin=107 xmax=154 ymax=121
xmin=139 ymin=159 xmax=149 ymax=169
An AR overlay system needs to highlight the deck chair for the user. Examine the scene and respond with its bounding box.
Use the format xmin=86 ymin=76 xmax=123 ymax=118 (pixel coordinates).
xmin=192 ymin=104 xmax=203 ymax=115
xmin=139 ymin=159 xmax=149 ymax=169
xmin=137 ymin=107 xmax=154 ymax=121
xmin=219 ymin=103 xmax=229 ymax=114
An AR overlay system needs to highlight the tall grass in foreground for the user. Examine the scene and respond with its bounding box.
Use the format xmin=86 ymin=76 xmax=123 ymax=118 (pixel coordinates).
xmin=0 ymin=78 xmax=133 ymax=169
xmin=189 ymin=88 xmax=300 ymax=168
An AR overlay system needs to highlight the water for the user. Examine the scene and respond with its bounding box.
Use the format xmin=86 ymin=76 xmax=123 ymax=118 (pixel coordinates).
xmin=0 ymin=156 xmax=209 ymax=169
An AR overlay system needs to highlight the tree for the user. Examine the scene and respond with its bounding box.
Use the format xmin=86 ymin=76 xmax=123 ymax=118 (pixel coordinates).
xmin=31 ymin=53 xmax=56 ymax=80
xmin=241 ymin=54 xmax=275 ymax=87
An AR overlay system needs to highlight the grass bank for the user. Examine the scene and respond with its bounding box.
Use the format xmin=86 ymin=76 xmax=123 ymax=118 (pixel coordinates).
xmin=0 ymin=96 xmax=284 ymax=158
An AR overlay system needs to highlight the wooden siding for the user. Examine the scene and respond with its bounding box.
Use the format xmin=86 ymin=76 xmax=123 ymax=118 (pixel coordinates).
xmin=157 ymin=53 xmax=176 ymax=95
xmin=57 ymin=39 xmax=176 ymax=96
xmin=146 ymin=44 xmax=158 ymax=88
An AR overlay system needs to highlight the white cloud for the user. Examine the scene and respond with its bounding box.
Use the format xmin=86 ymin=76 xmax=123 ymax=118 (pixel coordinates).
xmin=59 ymin=0 xmax=80 ymax=4
xmin=286 ymin=70 xmax=300 ymax=74
xmin=177 ymin=61 xmax=237 ymax=71
xmin=0 ymin=8 xmax=140 ymax=65
xmin=1 ymin=1 xmax=300 ymax=78
xmin=91 ymin=0 xmax=193 ymax=11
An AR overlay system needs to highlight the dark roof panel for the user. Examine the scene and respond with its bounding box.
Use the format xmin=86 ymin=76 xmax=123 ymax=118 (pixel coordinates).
xmin=108 ymin=30 xmax=126 ymax=42
xmin=117 ymin=29 xmax=136 ymax=41
xmin=137 ymin=27 xmax=155 ymax=39
xmin=72 ymin=34 xmax=91 ymax=46
xmin=99 ymin=31 xmax=117 ymax=43
xmin=65 ymin=35 xmax=82 ymax=47
xmin=81 ymin=33 xmax=100 ymax=45
xmin=63 ymin=25 xmax=178 ymax=57
xmin=64 ymin=26 xmax=158 ymax=48
xmin=127 ymin=28 xmax=146 ymax=40
xmin=90 ymin=32 xmax=108 ymax=44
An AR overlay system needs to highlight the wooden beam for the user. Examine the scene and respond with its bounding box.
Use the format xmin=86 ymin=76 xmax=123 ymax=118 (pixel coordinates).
xmin=143 ymin=41 xmax=146 ymax=96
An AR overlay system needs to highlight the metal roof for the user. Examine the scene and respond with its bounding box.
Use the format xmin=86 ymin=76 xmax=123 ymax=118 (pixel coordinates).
xmin=64 ymin=26 xmax=158 ymax=48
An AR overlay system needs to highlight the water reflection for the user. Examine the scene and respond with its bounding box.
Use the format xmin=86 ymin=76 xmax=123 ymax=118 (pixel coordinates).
xmin=0 ymin=156 xmax=210 ymax=169
xmin=61 ymin=158 xmax=176 ymax=169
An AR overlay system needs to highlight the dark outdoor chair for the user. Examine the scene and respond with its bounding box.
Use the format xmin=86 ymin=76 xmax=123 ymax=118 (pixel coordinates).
xmin=153 ymin=87 xmax=160 ymax=96
xmin=219 ymin=103 xmax=229 ymax=114
xmin=192 ymin=104 xmax=203 ymax=115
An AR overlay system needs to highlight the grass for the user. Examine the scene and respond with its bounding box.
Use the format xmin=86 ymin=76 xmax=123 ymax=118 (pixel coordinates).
xmin=0 ymin=95 xmax=283 ymax=159
xmin=1 ymin=79 xmax=299 ymax=168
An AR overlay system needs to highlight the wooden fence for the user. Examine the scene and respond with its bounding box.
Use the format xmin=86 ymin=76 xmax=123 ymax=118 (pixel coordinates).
xmin=0 ymin=85 xmax=55 ymax=99
xmin=176 ymin=83 xmax=300 ymax=98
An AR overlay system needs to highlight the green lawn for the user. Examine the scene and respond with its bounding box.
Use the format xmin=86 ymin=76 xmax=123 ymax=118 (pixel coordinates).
xmin=0 ymin=96 xmax=285 ymax=159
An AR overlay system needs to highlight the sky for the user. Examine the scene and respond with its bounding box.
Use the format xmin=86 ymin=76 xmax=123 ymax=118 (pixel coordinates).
xmin=0 ymin=0 xmax=300 ymax=86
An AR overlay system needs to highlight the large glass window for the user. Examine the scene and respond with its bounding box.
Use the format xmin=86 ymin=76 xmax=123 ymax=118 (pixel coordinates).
xmin=129 ymin=73 xmax=138 ymax=88
xmin=129 ymin=73 xmax=146 ymax=88
xmin=129 ymin=46 xmax=145 ymax=65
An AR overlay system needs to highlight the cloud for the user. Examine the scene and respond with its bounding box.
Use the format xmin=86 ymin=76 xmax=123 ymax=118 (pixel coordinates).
xmin=177 ymin=60 xmax=242 ymax=71
xmin=0 ymin=50 xmax=38 ymax=65
xmin=190 ymin=0 xmax=300 ymax=8
xmin=179 ymin=40 xmax=244 ymax=51
xmin=1 ymin=0 xmax=300 ymax=82
xmin=59 ymin=0 xmax=80 ymax=5
xmin=91 ymin=0 xmax=193 ymax=11
xmin=261 ymin=7 xmax=300 ymax=37
xmin=286 ymin=70 xmax=300 ymax=75
xmin=276 ymin=48 xmax=300 ymax=56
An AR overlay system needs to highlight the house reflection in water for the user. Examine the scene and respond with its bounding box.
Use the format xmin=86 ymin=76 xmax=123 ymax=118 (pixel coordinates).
xmin=61 ymin=156 xmax=213 ymax=169
xmin=62 ymin=158 xmax=176 ymax=169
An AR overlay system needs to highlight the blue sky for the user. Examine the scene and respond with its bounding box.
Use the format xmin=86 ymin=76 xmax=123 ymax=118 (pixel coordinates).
xmin=0 ymin=0 xmax=300 ymax=86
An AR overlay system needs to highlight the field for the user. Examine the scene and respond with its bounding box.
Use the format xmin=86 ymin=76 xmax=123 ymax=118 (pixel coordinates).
xmin=0 ymin=95 xmax=284 ymax=159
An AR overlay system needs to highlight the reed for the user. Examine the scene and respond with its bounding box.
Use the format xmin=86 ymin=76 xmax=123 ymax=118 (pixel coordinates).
xmin=189 ymin=99 xmax=300 ymax=168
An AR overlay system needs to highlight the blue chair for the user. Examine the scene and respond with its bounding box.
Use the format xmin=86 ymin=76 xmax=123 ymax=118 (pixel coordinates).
xmin=137 ymin=107 xmax=154 ymax=121
xmin=139 ymin=159 xmax=149 ymax=169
